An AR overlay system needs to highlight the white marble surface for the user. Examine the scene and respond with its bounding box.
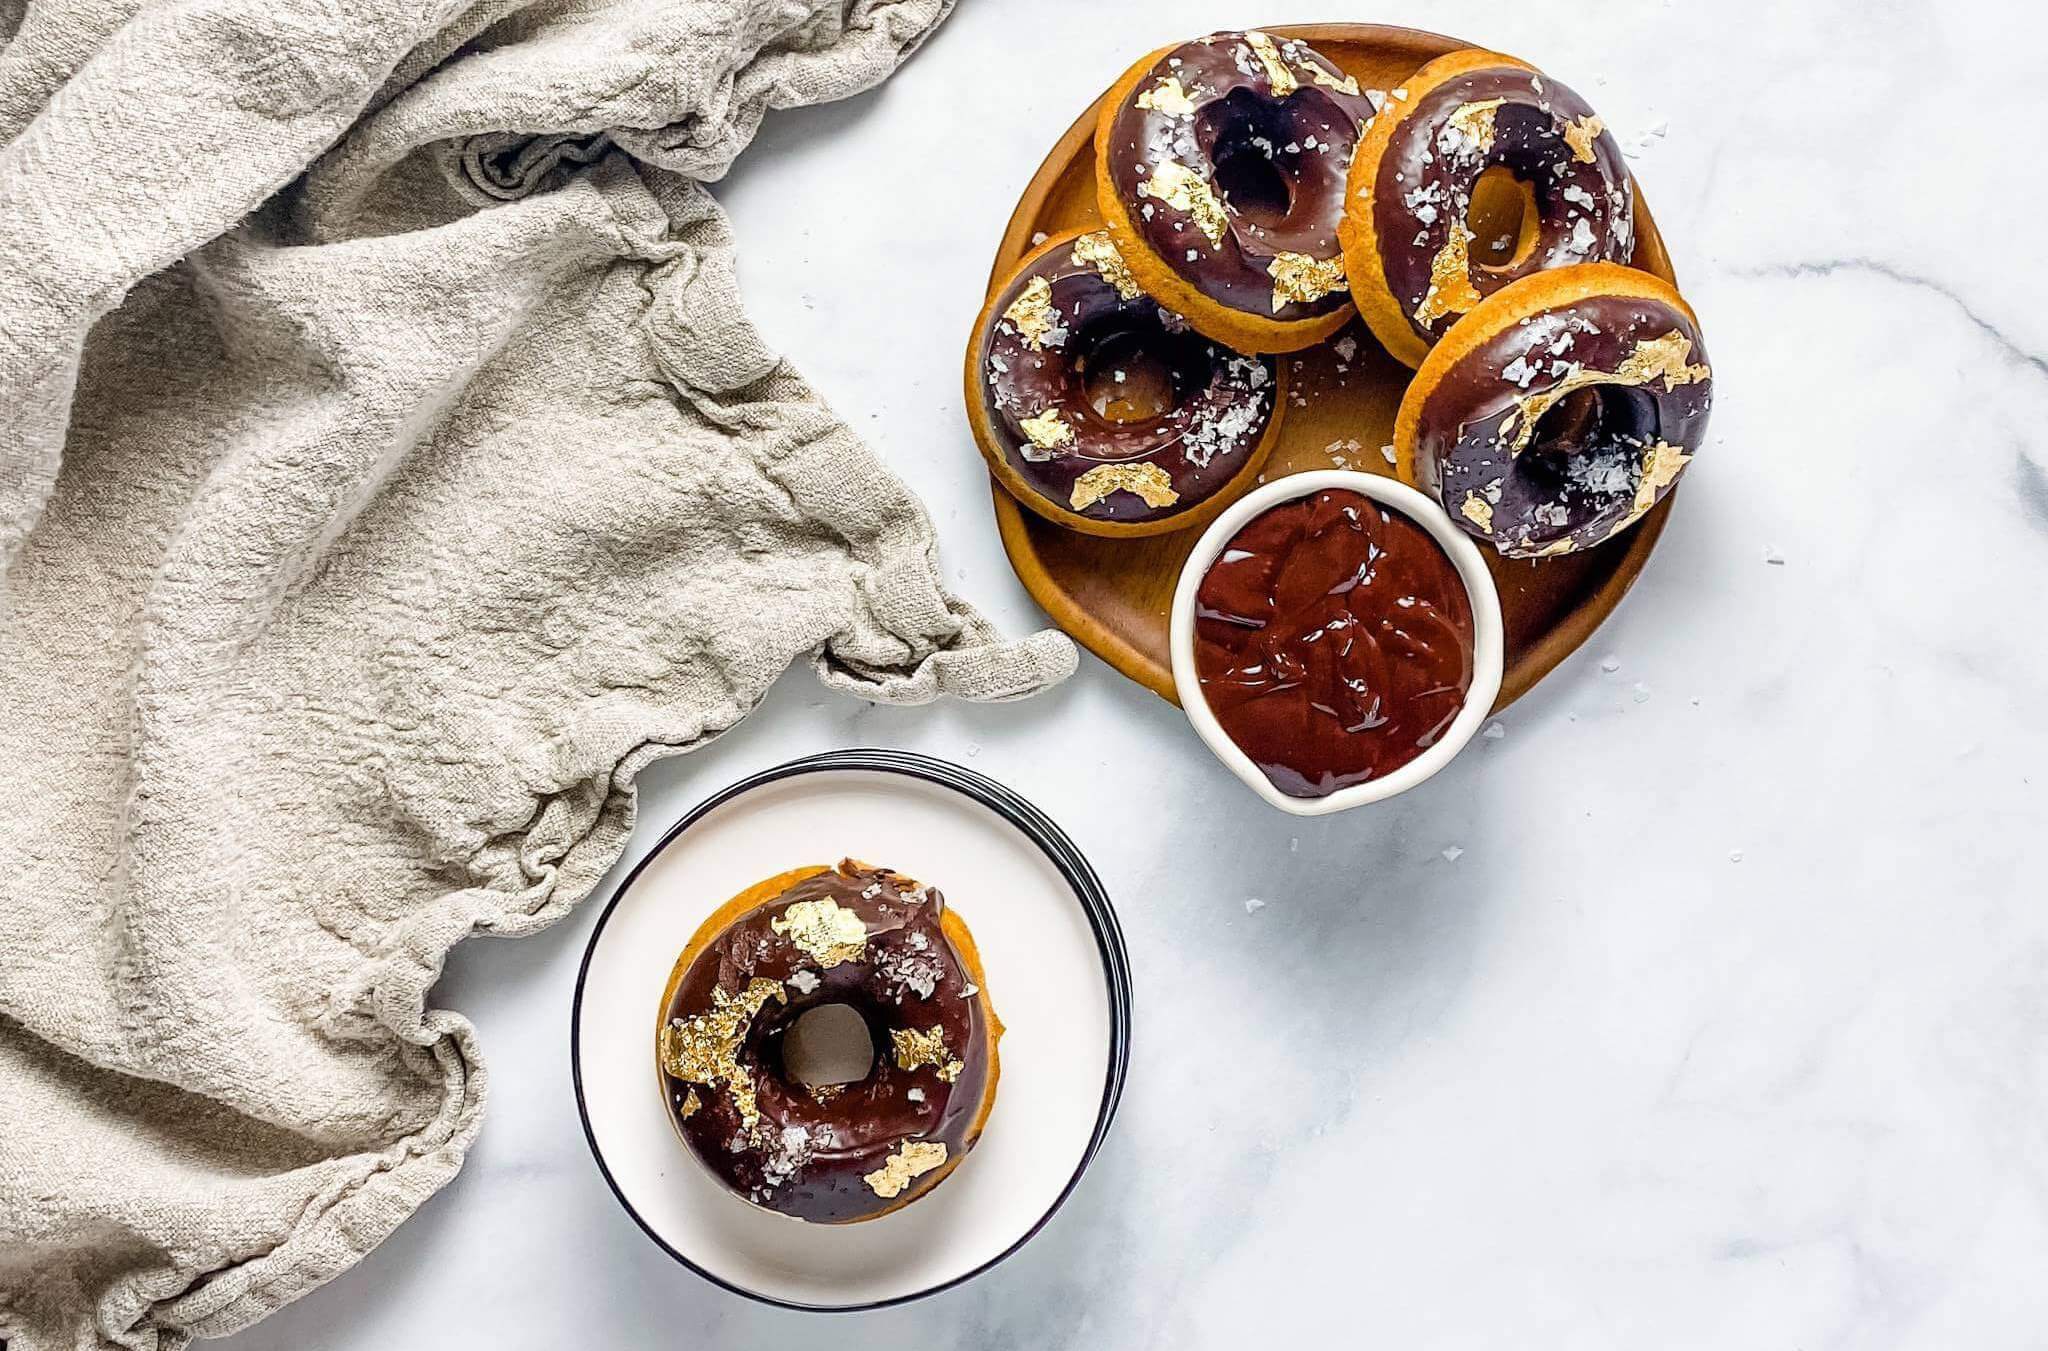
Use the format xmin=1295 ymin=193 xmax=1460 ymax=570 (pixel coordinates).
xmin=224 ymin=0 xmax=2048 ymax=1346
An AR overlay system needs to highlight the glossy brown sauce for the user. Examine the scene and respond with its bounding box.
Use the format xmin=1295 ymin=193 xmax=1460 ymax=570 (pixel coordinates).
xmin=1194 ymin=490 xmax=1476 ymax=798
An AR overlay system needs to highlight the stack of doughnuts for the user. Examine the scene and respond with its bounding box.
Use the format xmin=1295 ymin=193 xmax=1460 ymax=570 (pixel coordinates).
xmin=967 ymin=31 xmax=1713 ymax=558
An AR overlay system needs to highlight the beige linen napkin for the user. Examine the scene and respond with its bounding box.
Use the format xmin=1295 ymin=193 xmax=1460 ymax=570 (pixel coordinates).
xmin=0 ymin=2 xmax=1073 ymax=1345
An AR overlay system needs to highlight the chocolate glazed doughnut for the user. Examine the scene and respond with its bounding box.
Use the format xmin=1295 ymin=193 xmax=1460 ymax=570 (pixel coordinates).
xmin=656 ymin=861 xmax=1000 ymax=1223
xmin=1095 ymin=32 xmax=1377 ymax=353
xmin=968 ymin=228 xmax=1283 ymax=536
xmin=1395 ymin=263 xmax=1712 ymax=559
xmin=1343 ymin=51 xmax=1635 ymax=368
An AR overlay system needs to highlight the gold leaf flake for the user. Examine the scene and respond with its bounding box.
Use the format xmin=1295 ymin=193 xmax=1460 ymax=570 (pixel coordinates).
xmin=1446 ymin=98 xmax=1506 ymax=154
xmin=1001 ymin=275 xmax=1057 ymax=350
xmin=770 ymin=898 xmax=867 ymax=968
xmin=1245 ymin=35 xmax=1360 ymax=98
xmin=1267 ymin=251 xmax=1347 ymax=311
xmin=1499 ymin=332 xmax=1711 ymax=456
xmin=862 ymin=1140 xmax=948 ymax=1199
xmin=1019 ymin=408 xmax=1075 ymax=452
xmin=1139 ymin=159 xmax=1230 ymax=247
xmin=1072 ymin=231 xmax=1144 ymax=301
xmin=1413 ymin=222 xmax=1484 ymax=328
xmin=1614 ymin=332 xmax=1714 ymax=390
xmin=1461 ymin=493 xmax=1495 ymax=532
xmin=891 ymin=1025 xmax=964 ymax=1082
xmin=1304 ymin=60 xmax=1361 ymax=96
xmin=1562 ymin=115 xmax=1605 ymax=164
xmin=1070 ymin=462 xmax=1180 ymax=511
xmin=658 ymin=977 xmax=785 ymax=1132
xmin=1244 ymin=32 xmax=1298 ymax=97
xmin=1632 ymin=439 xmax=1692 ymax=514
xmin=1135 ymin=75 xmax=1196 ymax=118
xmin=680 ymin=1087 xmax=702 ymax=1118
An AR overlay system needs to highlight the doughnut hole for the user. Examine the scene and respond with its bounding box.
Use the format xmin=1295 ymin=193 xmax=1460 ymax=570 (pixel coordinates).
xmin=780 ymin=1003 xmax=876 ymax=1087
xmin=1198 ymin=88 xmax=1300 ymax=227
xmin=1516 ymin=383 xmax=1662 ymax=514
xmin=1526 ymin=384 xmax=1659 ymax=458
xmin=1467 ymin=165 xmax=1541 ymax=272
xmin=1530 ymin=387 xmax=1609 ymax=454
xmin=1074 ymin=317 xmax=1207 ymax=426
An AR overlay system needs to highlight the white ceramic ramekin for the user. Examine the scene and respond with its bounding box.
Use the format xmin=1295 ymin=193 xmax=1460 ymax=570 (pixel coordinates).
xmin=1168 ymin=470 xmax=1505 ymax=817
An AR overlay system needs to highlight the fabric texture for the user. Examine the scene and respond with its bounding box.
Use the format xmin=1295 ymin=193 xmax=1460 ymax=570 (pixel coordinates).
xmin=0 ymin=2 xmax=1074 ymax=1346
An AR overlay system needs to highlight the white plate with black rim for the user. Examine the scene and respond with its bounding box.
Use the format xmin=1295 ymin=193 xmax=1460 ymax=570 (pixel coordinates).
xmin=572 ymin=749 xmax=1131 ymax=1311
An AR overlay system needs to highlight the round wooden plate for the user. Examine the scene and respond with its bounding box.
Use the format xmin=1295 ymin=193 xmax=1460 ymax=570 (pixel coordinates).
xmin=975 ymin=23 xmax=1679 ymax=708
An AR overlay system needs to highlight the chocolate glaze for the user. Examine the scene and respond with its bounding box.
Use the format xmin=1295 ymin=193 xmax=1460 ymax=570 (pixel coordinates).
xmin=661 ymin=862 xmax=994 ymax=1223
xmin=979 ymin=232 xmax=1277 ymax=525
xmin=1373 ymin=66 xmax=1633 ymax=345
xmin=1106 ymin=33 xmax=1374 ymax=320
xmin=1417 ymin=292 xmax=1712 ymax=557
xmin=1195 ymin=490 xmax=1476 ymax=798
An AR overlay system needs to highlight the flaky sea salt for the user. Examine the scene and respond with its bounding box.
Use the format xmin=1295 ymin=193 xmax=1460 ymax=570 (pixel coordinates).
xmin=1244 ymin=897 xmax=1266 ymax=914
xmin=1441 ymin=845 xmax=1464 ymax=863
xmin=1622 ymin=120 xmax=1667 ymax=161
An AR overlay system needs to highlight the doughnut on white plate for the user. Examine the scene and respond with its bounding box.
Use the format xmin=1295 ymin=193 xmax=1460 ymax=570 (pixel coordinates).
xmin=572 ymin=749 xmax=1131 ymax=1310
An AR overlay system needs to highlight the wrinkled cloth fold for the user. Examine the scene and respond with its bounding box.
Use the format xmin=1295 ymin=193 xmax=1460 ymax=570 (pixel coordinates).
xmin=0 ymin=2 xmax=1073 ymax=1346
